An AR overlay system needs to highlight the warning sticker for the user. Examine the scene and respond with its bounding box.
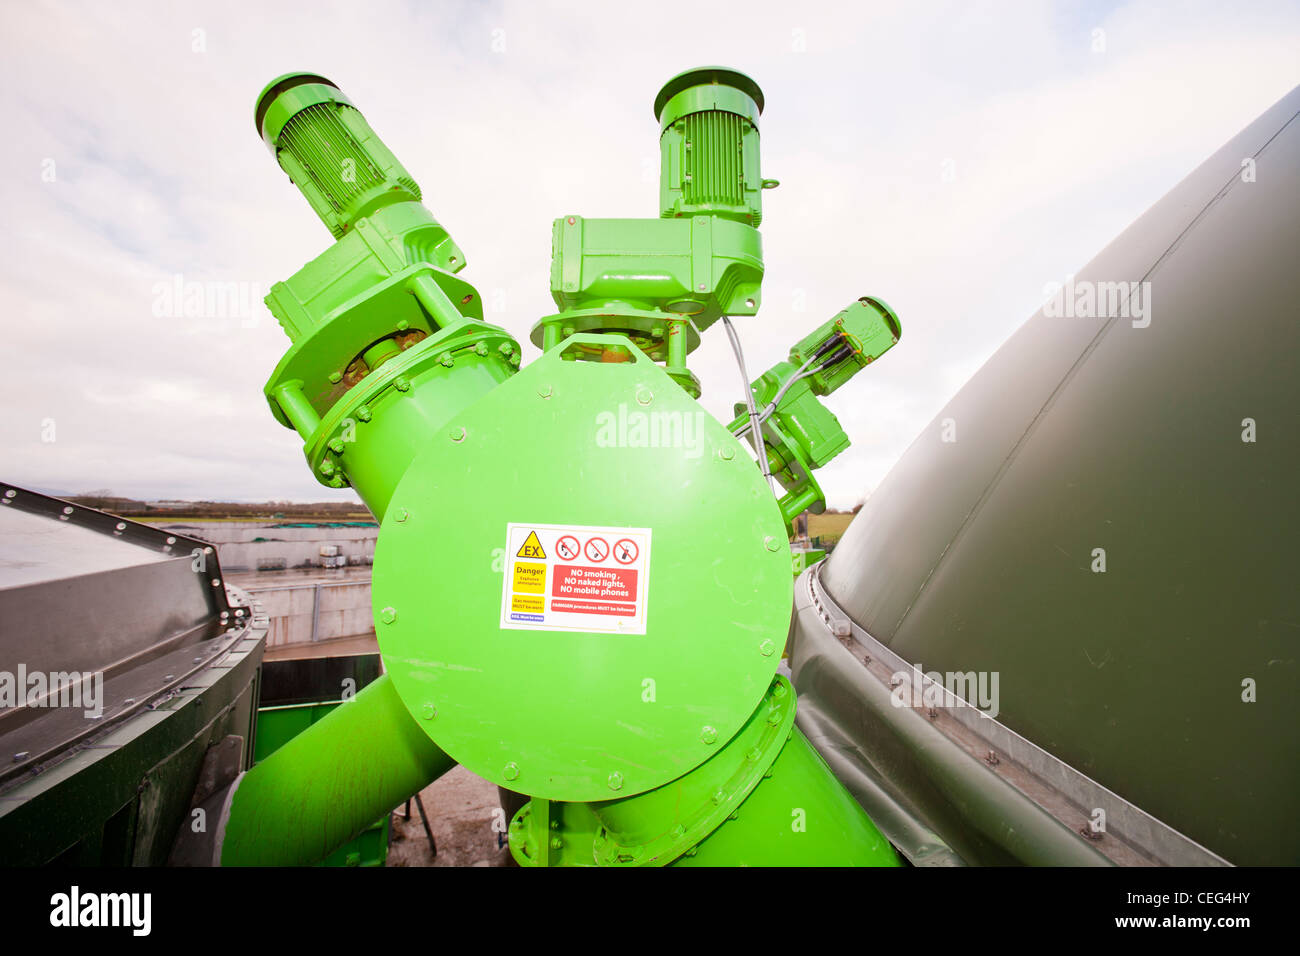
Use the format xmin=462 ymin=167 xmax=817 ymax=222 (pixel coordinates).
xmin=500 ymin=523 xmax=651 ymax=634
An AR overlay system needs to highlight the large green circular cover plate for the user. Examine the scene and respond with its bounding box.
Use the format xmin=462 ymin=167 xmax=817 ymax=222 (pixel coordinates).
xmin=372 ymin=341 xmax=792 ymax=802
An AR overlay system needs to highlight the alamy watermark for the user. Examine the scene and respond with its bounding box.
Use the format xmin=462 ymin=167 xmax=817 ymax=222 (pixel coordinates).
xmin=595 ymin=403 xmax=708 ymax=459
xmin=890 ymin=662 xmax=1000 ymax=719
xmin=0 ymin=666 xmax=103 ymax=718
xmin=50 ymin=886 xmax=150 ymax=936
xmin=151 ymin=273 xmax=270 ymax=325
xmin=1042 ymin=274 xmax=1152 ymax=328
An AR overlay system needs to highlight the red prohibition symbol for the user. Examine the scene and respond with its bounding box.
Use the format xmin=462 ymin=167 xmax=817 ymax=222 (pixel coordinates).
xmin=584 ymin=537 xmax=609 ymax=563
xmin=613 ymin=538 xmax=639 ymax=565
xmin=556 ymin=535 xmax=580 ymax=560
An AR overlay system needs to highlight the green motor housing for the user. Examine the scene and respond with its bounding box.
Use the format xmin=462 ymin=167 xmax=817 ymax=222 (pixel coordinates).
xmin=256 ymin=73 xmax=422 ymax=239
xmin=655 ymin=66 xmax=768 ymax=226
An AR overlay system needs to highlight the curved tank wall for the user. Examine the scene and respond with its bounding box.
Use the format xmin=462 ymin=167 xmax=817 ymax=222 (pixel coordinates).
xmin=819 ymin=86 xmax=1299 ymax=865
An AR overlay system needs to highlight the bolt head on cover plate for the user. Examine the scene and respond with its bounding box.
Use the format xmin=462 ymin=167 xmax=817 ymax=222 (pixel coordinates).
xmin=372 ymin=336 xmax=792 ymax=802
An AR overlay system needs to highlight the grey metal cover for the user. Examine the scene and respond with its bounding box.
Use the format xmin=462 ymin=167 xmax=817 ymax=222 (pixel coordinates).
xmin=801 ymin=86 xmax=1300 ymax=865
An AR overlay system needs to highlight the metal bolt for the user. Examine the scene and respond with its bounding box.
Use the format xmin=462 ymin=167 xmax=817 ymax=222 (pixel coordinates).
xmin=356 ymin=405 xmax=372 ymax=422
xmin=772 ymin=682 xmax=788 ymax=699
xmin=537 ymin=384 xmax=553 ymax=399
xmin=700 ymin=726 xmax=718 ymax=745
xmin=328 ymin=371 xmax=343 ymax=384
xmin=475 ymin=342 xmax=489 ymax=356
xmin=985 ymin=750 xmax=1000 ymax=766
xmin=549 ymin=837 xmax=563 ymax=850
xmin=711 ymin=789 xmax=725 ymax=806
xmin=503 ymin=762 xmax=520 ymax=781
xmin=607 ymin=772 xmax=624 ymax=791
xmin=328 ymin=438 xmax=344 ymax=454
xmin=764 ymin=536 xmax=780 ymax=552
xmin=449 ymin=425 xmax=466 ymax=443
xmin=766 ymin=709 xmax=781 ymax=725
xmin=422 ymin=703 xmax=436 ymax=720
xmin=759 ymin=639 xmax=776 ymax=657
xmin=439 ymin=352 xmax=454 ymax=367
xmin=394 ymin=508 xmax=409 ymax=523
xmin=13 ymin=752 xmax=29 ymax=762
xmin=746 ymin=747 xmax=762 ymax=762
xmin=499 ymin=342 xmax=514 ymax=356
xmin=379 ymin=606 xmax=397 ymax=625
xmin=636 ymin=387 xmax=653 ymax=406
xmin=718 ymin=446 xmax=735 ymax=461
xmin=394 ymin=376 xmax=411 ymax=392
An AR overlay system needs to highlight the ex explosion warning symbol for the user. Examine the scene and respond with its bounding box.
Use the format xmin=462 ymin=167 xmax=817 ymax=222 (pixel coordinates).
xmin=517 ymin=530 xmax=546 ymax=559
xmin=501 ymin=522 xmax=652 ymax=635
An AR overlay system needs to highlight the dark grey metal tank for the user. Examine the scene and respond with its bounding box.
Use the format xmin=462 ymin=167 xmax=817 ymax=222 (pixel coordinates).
xmin=792 ymin=86 xmax=1299 ymax=866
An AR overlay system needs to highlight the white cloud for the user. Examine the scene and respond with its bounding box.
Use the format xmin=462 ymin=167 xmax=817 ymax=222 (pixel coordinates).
xmin=0 ymin=0 xmax=1296 ymax=505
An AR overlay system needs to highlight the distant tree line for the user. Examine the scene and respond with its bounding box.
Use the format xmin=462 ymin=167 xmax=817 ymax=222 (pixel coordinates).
xmin=67 ymin=494 xmax=372 ymax=520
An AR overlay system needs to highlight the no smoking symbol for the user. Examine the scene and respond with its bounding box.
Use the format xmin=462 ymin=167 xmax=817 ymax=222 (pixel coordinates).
xmin=556 ymin=535 xmax=579 ymax=560
xmin=613 ymin=539 xmax=639 ymax=565
xmin=584 ymin=537 xmax=609 ymax=562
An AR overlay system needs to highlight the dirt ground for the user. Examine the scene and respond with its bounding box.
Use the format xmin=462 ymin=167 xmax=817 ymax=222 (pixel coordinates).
xmin=386 ymin=765 xmax=513 ymax=867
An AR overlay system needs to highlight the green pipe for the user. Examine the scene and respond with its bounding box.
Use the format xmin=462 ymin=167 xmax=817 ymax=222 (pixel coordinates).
xmin=272 ymin=380 xmax=321 ymax=440
xmin=219 ymin=674 xmax=454 ymax=866
xmin=674 ymin=728 xmax=900 ymax=867
xmin=408 ymin=273 xmax=467 ymax=330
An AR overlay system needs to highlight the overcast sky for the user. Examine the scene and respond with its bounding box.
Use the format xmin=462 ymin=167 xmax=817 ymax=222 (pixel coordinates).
xmin=1 ymin=0 xmax=1296 ymax=507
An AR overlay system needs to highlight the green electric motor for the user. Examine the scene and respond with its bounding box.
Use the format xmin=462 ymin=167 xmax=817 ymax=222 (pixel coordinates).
xmin=655 ymin=66 xmax=769 ymax=225
xmin=256 ymin=73 xmax=421 ymax=238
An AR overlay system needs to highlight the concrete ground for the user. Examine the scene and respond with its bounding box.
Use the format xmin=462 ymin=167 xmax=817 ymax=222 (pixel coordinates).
xmin=386 ymin=766 xmax=513 ymax=867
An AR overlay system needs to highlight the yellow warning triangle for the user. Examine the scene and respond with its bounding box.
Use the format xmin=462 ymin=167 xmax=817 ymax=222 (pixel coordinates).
xmin=516 ymin=530 xmax=546 ymax=559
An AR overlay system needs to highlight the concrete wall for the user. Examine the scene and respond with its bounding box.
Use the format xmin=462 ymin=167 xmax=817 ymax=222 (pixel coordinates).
xmin=146 ymin=521 xmax=378 ymax=572
xmin=243 ymin=577 xmax=374 ymax=649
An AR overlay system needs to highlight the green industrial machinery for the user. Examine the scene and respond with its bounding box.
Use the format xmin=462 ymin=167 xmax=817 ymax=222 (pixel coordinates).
xmin=177 ymin=67 xmax=902 ymax=867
